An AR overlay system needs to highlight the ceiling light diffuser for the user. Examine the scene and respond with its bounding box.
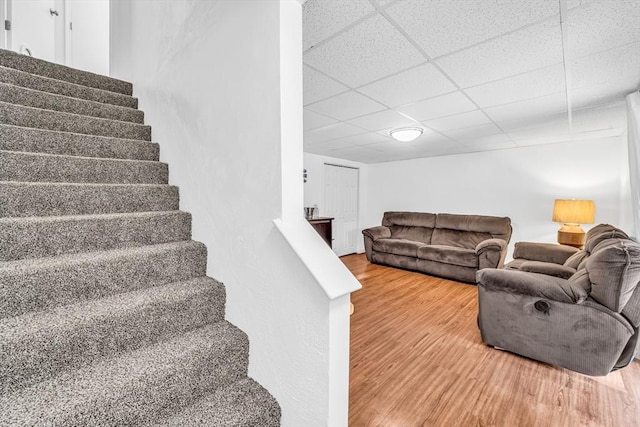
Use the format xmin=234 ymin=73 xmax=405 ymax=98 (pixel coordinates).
xmin=389 ymin=127 xmax=423 ymax=142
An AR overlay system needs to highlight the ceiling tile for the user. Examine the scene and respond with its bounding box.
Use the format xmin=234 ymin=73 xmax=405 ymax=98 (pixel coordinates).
xmin=570 ymin=42 xmax=640 ymax=90
xmin=333 ymin=132 xmax=392 ymax=146
xmin=386 ymin=0 xmax=559 ymax=58
xmin=303 ymin=0 xmax=375 ymax=51
xmin=304 ymin=108 xmax=338 ymax=131
xmin=303 ymin=65 xmax=349 ymax=105
xmin=305 ymin=138 xmax=358 ymax=152
xmin=465 ymin=63 xmax=566 ymax=108
xmin=346 ymin=109 xmax=420 ymax=131
xmin=305 ymin=122 xmax=366 ymax=142
xmin=442 ymin=123 xmax=507 ymax=143
xmin=436 ymin=19 xmax=563 ymax=88
xmin=571 ymin=78 xmax=639 ymax=110
xmin=306 ymin=90 xmax=387 ymax=121
xmin=422 ymin=110 xmax=493 ymax=132
xmin=358 ymin=63 xmax=456 ymax=107
xmin=303 ymin=14 xmax=425 ymax=87
xmin=396 ymin=91 xmax=477 ymax=121
xmin=484 ymin=92 xmax=567 ymax=125
xmin=567 ymin=0 xmax=640 ymax=59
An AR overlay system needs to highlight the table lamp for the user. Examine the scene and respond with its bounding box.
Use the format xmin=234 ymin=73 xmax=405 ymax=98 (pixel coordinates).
xmin=552 ymin=199 xmax=595 ymax=248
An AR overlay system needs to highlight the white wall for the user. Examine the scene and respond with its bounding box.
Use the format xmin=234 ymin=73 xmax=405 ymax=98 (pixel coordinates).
xmin=365 ymin=136 xmax=634 ymax=259
xmin=110 ymin=1 xmax=358 ymax=425
xmin=304 ymin=152 xmax=369 ymax=253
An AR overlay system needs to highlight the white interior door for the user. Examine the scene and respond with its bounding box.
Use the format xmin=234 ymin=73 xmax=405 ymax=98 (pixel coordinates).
xmin=66 ymin=0 xmax=109 ymax=74
xmin=7 ymin=0 xmax=58 ymax=61
xmin=324 ymin=164 xmax=359 ymax=257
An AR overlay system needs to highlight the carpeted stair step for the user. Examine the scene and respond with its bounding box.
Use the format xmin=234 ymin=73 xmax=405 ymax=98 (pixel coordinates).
xmin=0 ymin=322 xmax=249 ymax=426
xmin=0 ymin=48 xmax=132 ymax=95
xmin=0 ymin=150 xmax=168 ymax=184
xmin=0 ymin=182 xmax=179 ymax=218
xmin=154 ymin=378 xmax=281 ymax=427
xmin=0 ymin=124 xmax=158 ymax=161
xmin=0 ymin=83 xmax=144 ymax=123
xmin=0 ymin=241 xmax=208 ymax=319
xmin=0 ymin=211 xmax=191 ymax=261
xmin=0 ymin=65 xmax=138 ymax=108
xmin=0 ymin=102 xmax=151 ymax=140
xmin=1 ymin=277 xmax=226 ymax=393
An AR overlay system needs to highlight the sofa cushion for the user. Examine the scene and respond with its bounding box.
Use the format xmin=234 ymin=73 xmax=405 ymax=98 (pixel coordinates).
xmin=382 ymin=211 xmax=436 ymax=228
xmin=586 ymin=239 xmax=640 ymax=312
xmin=584 ymin=224 xmax=629 ymax=254
xmin=435 ymin=213 xmax=512 ymax=241
xmin=372 ymin=238 xmax=425 ymax=258
xmin=431 ymin=228 xmax=493 ymax=250
xmin=389 ymin=225 xmax=434 ymax=243
xmin=417 ymin=245 xmax=478 ymax=268
xmin=563 ymin=250 xmax=588 ymax=269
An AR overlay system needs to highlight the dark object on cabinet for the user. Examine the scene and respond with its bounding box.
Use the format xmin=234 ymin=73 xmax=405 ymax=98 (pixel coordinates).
xmin=308 ymin=217 xmax=333 ymax=248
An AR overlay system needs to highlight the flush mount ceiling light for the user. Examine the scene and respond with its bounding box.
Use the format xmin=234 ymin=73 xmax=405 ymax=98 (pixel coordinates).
xmin=389 ymin=127 xmax=423 ymax=142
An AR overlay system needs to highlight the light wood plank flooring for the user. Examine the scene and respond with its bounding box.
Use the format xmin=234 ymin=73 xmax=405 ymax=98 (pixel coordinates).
xmin=343 ymin=254 xmax=640 ymax=427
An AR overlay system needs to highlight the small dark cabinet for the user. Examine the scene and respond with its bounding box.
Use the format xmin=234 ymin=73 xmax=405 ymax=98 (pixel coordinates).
xmin=308 ymin=217 xmax=334 ymax=248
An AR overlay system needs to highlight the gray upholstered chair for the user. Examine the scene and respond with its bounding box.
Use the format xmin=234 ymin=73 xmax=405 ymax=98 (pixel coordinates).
xmin=477 ymin=225 xmax=640 ymax=376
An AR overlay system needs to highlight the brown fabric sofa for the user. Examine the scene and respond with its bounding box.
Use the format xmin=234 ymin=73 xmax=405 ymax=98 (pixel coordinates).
xmin=362 ymin=212 xmax=512 ymax=283
xmin=477 ymin=224 xmax=640 ymax=376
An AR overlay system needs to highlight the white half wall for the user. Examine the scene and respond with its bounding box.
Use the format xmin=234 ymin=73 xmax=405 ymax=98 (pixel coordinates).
xmin=365 ymin=136 xmax=634 ymax=259
xmin=110 ymin=1 xmax=359 ymax=425
xmin=304 ymin=152 xmax=369 ymax=253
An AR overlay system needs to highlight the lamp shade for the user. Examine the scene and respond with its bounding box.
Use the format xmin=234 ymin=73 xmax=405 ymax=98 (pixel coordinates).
xmin=552 ymin=199 xmax=595 ymax=224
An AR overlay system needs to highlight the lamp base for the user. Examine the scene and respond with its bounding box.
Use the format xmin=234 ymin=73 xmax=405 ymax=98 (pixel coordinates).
xmin=557 ymin=223 xmax=586 ymax=248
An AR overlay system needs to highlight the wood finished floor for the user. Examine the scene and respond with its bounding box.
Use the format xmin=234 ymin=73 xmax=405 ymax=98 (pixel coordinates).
xmin=343 ymin=254 xmax=640 ymax=427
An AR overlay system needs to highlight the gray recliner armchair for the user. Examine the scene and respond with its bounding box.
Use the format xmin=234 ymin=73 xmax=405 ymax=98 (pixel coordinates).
xmin=477 ymin=224 xmax=640 ymax=376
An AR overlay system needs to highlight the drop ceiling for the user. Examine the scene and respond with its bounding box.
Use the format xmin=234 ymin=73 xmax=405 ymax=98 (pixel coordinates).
xmin=302 ymin=0 xmax=640 ymax=163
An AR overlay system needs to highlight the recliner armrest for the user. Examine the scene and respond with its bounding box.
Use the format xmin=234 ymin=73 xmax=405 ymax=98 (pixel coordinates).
xmin=519 ymin=261 xmax=576 ymax=279
xmin=362 ymin=226 xmax=391 ymax=241
xmin=475 ymin=238 xmax=507 ymax=255
xmin=476 ymin=269 xmax=588 ymax=304
xmin=512 ymin=242 xmax=579 ymax=264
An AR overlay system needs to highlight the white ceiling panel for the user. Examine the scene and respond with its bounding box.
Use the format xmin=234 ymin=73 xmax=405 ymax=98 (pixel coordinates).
xmin=423 ymin=110 xmax=493 ymax=133
xmin=303 ymin=65 xmax=349 ymax=105
xmin=346 ymin=109 xmax=419 ymax=132
xmin=358 ymin=63 xmax=456 ymax=107
xmin=567 ymin=0 xmax=640 ymax=59
xmin=302 ymin=0 xmax=375 ymax=51
xmin=332 ymin=132 xmax=392 ymax=146
xmin=301 ymin=0 xmax=634 ymax=163
xmin=484 ymin=92 xmax=567 ymax=125
xmin=465 ymin=63 xmax=566 ymax=108
xmin=303 ymin=108 xmax=338 ymax=131
xmin=305 ymin=90 xmax=386 ymax=121
xmin=570 ymin=43 xmax=640 ymax=90
xmin=397 ymin=91 xmax=478 ymax=122
xmin=305 ymin=122 xmax=366 ymax=141
xmin=303 ymin=14 xmax=425 ymax=87
xmin=436 ymin=19 xmax=563 ymax=88
xmin=386 ymin=0 xmax=559 ymax=58
xmin=442 ymin=123 xmax=507 ymax=143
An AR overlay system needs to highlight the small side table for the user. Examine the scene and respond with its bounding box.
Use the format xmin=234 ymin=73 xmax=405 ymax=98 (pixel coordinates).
xmin=308 ymin=217 xmax=334 ymax=248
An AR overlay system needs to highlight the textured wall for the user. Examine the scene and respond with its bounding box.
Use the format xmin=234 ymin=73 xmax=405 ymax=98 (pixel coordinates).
xmin=110 ymin=1 xmax=342 ymax=425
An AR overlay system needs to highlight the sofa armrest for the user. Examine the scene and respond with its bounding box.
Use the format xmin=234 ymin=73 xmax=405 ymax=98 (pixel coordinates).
xmin=476 ymin=238 xmax=508 ymax=270
xmin=476 ymin=269 xmax=588 ymax=304
xmin=362 ymin=226 xmax=391 ymax=241
xmin=513 ymin=242 xmax=579 ymax=264
xmin=519 ymin=261 xmax=577 ymax=279
xmin=475 ymin=238 xmax=507 ymax=255
xmin=362 ymin=226 xmax=390 ymax=262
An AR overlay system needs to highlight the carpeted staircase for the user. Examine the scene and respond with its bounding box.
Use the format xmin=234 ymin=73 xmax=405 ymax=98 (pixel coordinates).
xmin=0 ymin=49 xmax=281 ymax=426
